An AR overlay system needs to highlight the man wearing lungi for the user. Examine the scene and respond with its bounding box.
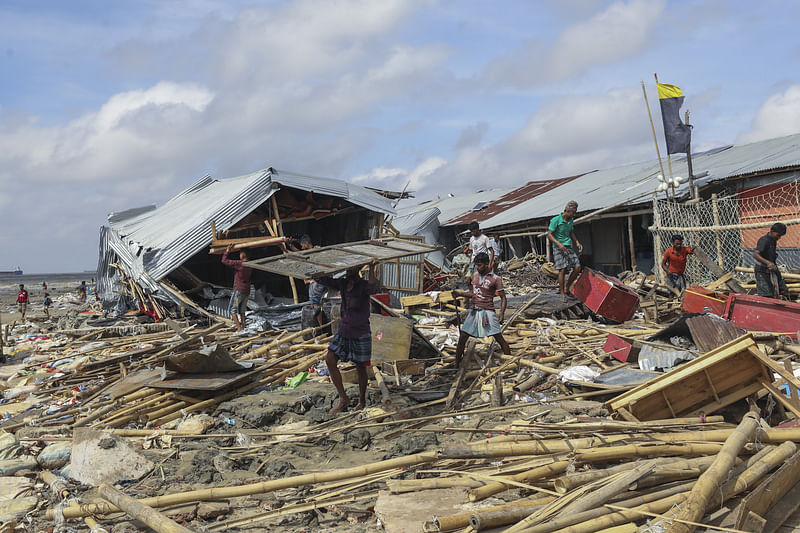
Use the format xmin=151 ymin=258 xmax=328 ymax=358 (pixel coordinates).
xmin=453 ymin=252 xmax=511 ymax=367
xmin=315 ymin=260 xmax=380 ymax=414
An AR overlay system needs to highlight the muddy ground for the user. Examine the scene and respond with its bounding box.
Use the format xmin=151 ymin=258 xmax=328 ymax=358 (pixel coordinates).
xmin=26 ymin=380 xmax=602 ymax=532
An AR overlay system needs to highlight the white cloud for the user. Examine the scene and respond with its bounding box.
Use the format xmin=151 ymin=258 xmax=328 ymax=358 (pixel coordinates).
xmin=352 ymin=156 xmax=448 ymax=194
xmin=385 ymin=86 xmax=658 ymax=201
xmin=0 ymin=0 xmax=443 ymax=271
xmin=738 ymin=85 xmax=800 ymax=143
xmin=485 ymin=0 xmax=665 ymax=86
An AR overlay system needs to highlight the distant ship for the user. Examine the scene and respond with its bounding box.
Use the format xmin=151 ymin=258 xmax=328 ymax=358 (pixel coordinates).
xmin=0 ymin=266 xmax=23 ymax=275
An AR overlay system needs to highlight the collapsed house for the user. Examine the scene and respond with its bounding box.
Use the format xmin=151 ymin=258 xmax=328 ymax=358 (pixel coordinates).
xmin=398 ymin=133 xmax=800 ymax=283
xmin=97 ymin=168 xmax=397 ymax=320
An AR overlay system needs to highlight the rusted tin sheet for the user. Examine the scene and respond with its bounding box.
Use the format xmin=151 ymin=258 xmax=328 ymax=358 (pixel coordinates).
xmin=445 ymin=175 xmax=582 ymax=226
xmin=686 ymin=315 xmax=747 ymax=353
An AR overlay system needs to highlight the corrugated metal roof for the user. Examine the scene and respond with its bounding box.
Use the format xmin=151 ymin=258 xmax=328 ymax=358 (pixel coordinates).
xmin=478 ymin=160 xmax=663 ymax=229
xmin=392 ymin=207 xmax=441 ymax=235
xmin=686 ymin=315 xmax=747 ymax=353
xmin=474 ymin=133 xmax=800 ymax=230
xmin=445 ymin=175 xmax=583 ymax=226
xmin=105 ymin=168 xmax=396 ymax=284
xmin=390 ymin=207 xmax=447 ymax=268
xmin=395 ymin=188 xmax=515 ymax=226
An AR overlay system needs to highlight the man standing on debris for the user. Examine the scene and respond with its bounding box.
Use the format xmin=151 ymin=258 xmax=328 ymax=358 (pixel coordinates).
xmin=43 ymin=292 xmax=52 ymax=319
xmin=547 ymin=201 xmax=583 ymax=298
xmin=468 ymin=222 xmax=494 ymax=283
xmin=77 ymin=281 xmax=87 ymax=303
xmin=315 ymin=260 xmax=380 ymax=414
xmin=452 ymin=252 xmax=511 ymax=367
xmin=488 ymin=233 xmax=502 ymax=272
xmin=222 ymin=245 xmax=253 ymax=331
xmin=16 ymin=284 xmax=29 ymax=320
xmin=661 ymin=234 xmax=695 ymax=292
xmin=754 ymin=222 xmax=789 ymax=299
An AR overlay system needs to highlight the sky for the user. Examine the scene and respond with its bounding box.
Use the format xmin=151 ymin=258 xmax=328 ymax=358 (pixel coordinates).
xmin=2 ymin=0 xmax=800 ymax=273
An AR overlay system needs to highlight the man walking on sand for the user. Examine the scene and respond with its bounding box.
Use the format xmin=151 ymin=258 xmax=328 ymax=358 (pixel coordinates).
xmin=547 ymin=201 xmax=583 ymax=299
xmin=16 ymin=284 xmax=29 ymax=320
xmin=314 ymin=260 xmax=380 ymax=414
xmin=222 ymin=245 xmax=253 ymax=331
xmin=453 ymin=252 xmax=511 ymax=367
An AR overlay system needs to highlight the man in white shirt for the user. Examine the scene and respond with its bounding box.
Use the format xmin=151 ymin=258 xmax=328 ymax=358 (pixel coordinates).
xmin=468 ymin=222 xmax=494 ymax=286
xmin=488 ymin=233 xmax=502 ymax=272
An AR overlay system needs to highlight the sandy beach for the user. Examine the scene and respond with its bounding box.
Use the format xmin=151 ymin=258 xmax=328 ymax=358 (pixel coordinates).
xmin=0 ymin=272 xmax=95 ymax=325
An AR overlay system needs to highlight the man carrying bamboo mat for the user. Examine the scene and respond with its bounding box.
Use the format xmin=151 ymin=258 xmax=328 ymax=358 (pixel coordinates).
xmin=315 ymin=260 xmax=380 ymax=414
xmin=222 ymin=245 xmax=253 ymax=331
xmin=754 ymin=222 xmax=789 ymax=299
xmin=452 ymin=252 xmax=511 ymax=367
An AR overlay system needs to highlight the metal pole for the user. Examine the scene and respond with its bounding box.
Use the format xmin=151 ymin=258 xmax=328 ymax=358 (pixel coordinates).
xmin=641 ymin=81 xmax=667 ymax=180
xmin=627 ymin=214 xmax=638 ymax=272
xmin=685 ymin=110 xmax=696 ymax=199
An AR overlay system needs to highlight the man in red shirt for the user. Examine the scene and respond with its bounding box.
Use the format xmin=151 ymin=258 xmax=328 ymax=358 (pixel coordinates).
xmin=453 ymin=253 xmax=511 ymax=367
xmin=16 ymin=284 xmax=29 ymax=320
xmin=222 ymin=245 xmax=253 ymax=331
xmin=661 ymin=234 xmax=695 ymax=292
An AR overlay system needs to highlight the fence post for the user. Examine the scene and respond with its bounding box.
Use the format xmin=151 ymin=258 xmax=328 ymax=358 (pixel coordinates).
xmin=711 ymin=193 xmax=725 ymax=269
xmin=627 ymin=214 xmax=637 ymax=272
xmin=652 ymin=193 xmax=663 ymax=284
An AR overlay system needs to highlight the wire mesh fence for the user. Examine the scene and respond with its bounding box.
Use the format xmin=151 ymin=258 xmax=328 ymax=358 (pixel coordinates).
xmin=652 ymin=180 xmax=800 ymax=285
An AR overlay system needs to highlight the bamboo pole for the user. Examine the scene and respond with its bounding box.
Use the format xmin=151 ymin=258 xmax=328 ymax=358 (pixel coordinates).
xmin=49 ymin=451 xmax=439 ymax=519
xmin=506 ymin=464 xmax=655 ymax=533
xmin=98 ymin=484 xmax=194 ymax=533
xmin=515 ymin=481 xmax=697 ymax=533
xmin=664 ymin=410 xmax=761 ymax=533
xmin=711 ymin=193 xmax=725 ymax=268
xmin=428 ymin=496 xmax=555 ymax=532
xmin=469 ymin=461 xmax=570 ymax=501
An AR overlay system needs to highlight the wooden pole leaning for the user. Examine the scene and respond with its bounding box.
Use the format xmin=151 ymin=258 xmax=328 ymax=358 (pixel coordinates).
xmin=98 ymin=484 xmax=194 ymax=533
xmin=663 ymin=410 xmax=761 ymax=533
xmin=49 ymin=451 xmax=439 ymax=519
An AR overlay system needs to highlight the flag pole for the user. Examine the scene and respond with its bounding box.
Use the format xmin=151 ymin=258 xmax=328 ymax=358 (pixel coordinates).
xmin=641 ymin=80 xmax=666 ymax=183
xmin=655 ymin=73 xmax=676 ymax=196
xmin=685 ymin=109 xmax=696 ymax=199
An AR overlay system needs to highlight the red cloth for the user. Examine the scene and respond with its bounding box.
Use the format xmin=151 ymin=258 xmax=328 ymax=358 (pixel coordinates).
xmin=663 ymin=246 xmax=693 ymax=274
xmin=16 ymin=289 xmax=28 ymax=303
xmin=222 ymin=252 xmax=253 ymax=293
xmin=470 ymin=272 xmax=503 ymax=310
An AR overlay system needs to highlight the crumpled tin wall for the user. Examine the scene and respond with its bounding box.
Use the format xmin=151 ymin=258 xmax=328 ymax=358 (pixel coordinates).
xmin=381 ymin=255 xmax=423 ymax=307
xmin=98 ymin=168 xmax=397 ymax=311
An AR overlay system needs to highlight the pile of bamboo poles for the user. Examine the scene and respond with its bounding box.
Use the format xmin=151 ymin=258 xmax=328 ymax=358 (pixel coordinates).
xmin=43 ymin=411 xmax=800 ymax=533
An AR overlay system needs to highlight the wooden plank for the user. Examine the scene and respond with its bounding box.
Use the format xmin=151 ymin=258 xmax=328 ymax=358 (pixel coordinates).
xmin=704 ymin=272 xmax=733 ymax=291
xmin=400 ymin=291 xmax=454 ymax=308
xmin=761 ymin=380 xmax=800 ymax=419
xmin=693 ymin=248 xmax=746 ymax=292
xmin=608 ymin=334 xmax=771 ymax=420
xmin=735 ymin=449 xmax=800 ymax=532
xmin=609 ymin=335 xmax=756 ymax=407
xmin=784 ymin=359 xmax=800 ymax=409
xmin=369 ymin=314 xmax=412 ymax=365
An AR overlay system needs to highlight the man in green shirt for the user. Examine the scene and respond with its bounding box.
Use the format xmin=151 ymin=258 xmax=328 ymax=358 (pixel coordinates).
xmin=547 ymin=200 xmax=583 ymax=298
